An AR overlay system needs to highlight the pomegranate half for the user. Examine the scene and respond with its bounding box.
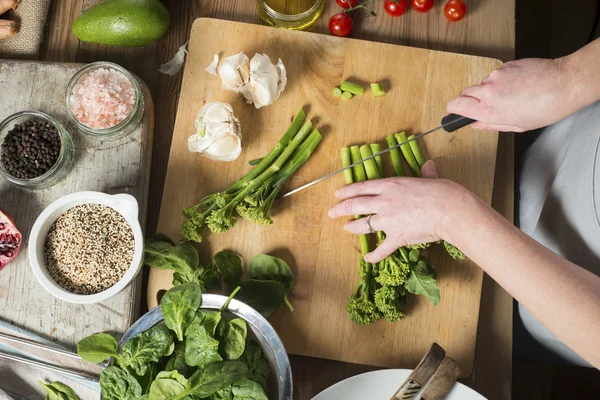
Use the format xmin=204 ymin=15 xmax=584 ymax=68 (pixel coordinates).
xmin=0 ymin=209 xmax=21 ymax=270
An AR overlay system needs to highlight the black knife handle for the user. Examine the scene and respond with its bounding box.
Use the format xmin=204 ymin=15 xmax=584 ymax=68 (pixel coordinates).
xmin=441 ymin=114 xmax=476 ymax=132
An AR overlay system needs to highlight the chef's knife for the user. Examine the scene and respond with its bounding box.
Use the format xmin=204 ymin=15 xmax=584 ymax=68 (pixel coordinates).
xmin=280 ymin=114 xmax=475 ymax=198
xmin=390 ymin=342 xmax=447 ymax=400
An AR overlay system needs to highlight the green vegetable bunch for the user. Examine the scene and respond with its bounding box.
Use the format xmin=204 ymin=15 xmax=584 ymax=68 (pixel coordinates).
xmin=76 ymin=283 xmax=271 ymax=400
xmin=181 ymin=109 xmax=322 ymax=243
xmin=144 ymin=234 xmax=296 ymax=317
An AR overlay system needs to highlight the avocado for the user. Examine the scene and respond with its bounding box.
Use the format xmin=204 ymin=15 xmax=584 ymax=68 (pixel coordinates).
xmin=72 ymin=0 xmax=170 ymax=47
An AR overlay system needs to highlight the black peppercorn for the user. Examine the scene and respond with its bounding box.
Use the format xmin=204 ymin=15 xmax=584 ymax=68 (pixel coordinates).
xmin=1 ymin=119 xmax=61 ymax=180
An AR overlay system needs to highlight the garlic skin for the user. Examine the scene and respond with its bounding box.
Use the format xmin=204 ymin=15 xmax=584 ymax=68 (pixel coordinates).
xmin=210 ymin=52 xmax=287 ymax=109
xmin=188 ymin=102 xmax=242 ymax=162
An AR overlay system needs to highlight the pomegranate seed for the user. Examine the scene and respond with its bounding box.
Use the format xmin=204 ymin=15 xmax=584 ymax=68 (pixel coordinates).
xmin=0 ymin=233 xmax=5 ymax=243
xmin=0 ymin=223 xmax=4 ymax=230
xmin=14 ymin=234 xmax=20 ymax=245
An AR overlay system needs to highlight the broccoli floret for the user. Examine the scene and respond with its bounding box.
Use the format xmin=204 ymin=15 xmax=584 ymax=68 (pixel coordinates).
xmin=206 ymin=208 xmax=237 ymax=233
xmin=443 ymin=241 xmax=466 ymax=260
xmin=346 ymin=259 xmax=382 ymax=325
xmin=236 ymin=183 xmax=279 ymax=226
xmin=376 ymin=253 xmax=410 ymax=287
xmin=374 ymin=285 xmax=406 ymax=323
xmin=406 ymin=243 xmax=431 ymax=250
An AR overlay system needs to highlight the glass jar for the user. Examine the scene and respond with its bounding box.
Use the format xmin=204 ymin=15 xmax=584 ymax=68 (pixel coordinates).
xmin=256 ymin=0 xmax=324 ymax=30
xmin=0 ymin=111 xmax=74 ymax=190
xmin=65 ymin=61 xmax=144 ymax=141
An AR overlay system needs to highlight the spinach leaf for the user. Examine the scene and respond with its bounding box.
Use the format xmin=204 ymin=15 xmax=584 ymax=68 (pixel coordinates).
xmin=233 ymin=280 xmax=286 ymax=317
xmin=144 ymin=234 xmax=198 ymax=276
xmin=231 ymin=377 xmax=268 ymax=400
xmin=39 ymin=381 xmax=79 ymax=400
xmin=214 ymin=250 xmax=243 ymax=286
xmin=219 ymin=319 xmax=247 ymax=361
xmin=249 ymin=255 xmax=295 ymax=311
xmin=209 ymin=386 xmax=233 ymax=400
xmin=148 ymin=370 xmax=188 ymax=400
xmin=239 ymin=345 xmax=269 ymax=390
xmin=185 ymin=323 xmax=223 ymax=367
xmin=187 ymin=309 xmax=222 ymax=337
xmin=140 ymin=396 xmax=149 ymax=400
xmin=161 ymin=283 xmax=203 ymax=341
xmin=405 ymin=260 xmax=440 ymax=306
xmin=100 ymin=366 xmax=142 ymax=400
xmin=172 ymin=361 xmax=248 ymax=399
xmin=136 ymin=362 xmax=160 ymax=395
xmin=174 ymin=266 xmax=220 ymax=290
xmin=119 ymin=324 xmax=175 ymax=376
xmin=76 ymin=332 xmax=118 ymax=363
xmin=165 ymin=342 xmax=194 ymax=378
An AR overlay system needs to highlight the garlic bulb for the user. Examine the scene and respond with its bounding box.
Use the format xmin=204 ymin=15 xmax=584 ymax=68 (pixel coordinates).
xmin=188 ymin=102 xmax=242 ymax=162
xmin=207 ymin=52 xmax=287 ymax=109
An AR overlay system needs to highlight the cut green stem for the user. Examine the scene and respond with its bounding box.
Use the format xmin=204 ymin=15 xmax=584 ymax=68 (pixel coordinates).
xmin=386 ymin=135 xmax=405 ymax=177
xmin=341 ymin=80 xmax=364 ymax=95
xmin=370 ymin=83 xmax=385 ymax=97
xmin=333 ymin=87 xmax=342 ymax=98
xmin=341 ymin=91 xmax=353 ymax=101
xmin=408 ymin=135 xmax=425 ymax=168
xmin=369 ymin=143 xmax=384 ymax=178
xmin=348 ymin=146 xmax=371 ymax=256
xmin=395 ymin=132 xmax=421 ymax=177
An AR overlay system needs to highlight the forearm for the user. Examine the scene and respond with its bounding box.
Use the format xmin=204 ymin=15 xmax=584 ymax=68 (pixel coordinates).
xmin=560 ymin=37 xmax=600 ymax=111
xmin=446 ymin=194 xmax=600 ymax=368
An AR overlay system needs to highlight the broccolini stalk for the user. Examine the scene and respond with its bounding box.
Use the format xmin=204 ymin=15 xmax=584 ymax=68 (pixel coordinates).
xmin=395 ymin=132 xmax=421 ymax=177
xmin=369 ymin=143 xmax=384 ymax=178
xmin=386 ymin=135 xmax=405 ymax=177
xmin=343 ymin=147 xmax=381 ymax=325
xmin=408 ymin=134 xmax=425 ymax=168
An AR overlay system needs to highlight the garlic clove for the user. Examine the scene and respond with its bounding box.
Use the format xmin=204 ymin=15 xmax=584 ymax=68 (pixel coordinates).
xmin=218 ymin=52 xmax=250 ymax=91
xmin=276 ymin=58 xmax=287 ymax=98
xmin=203 ymin=132 xmax=242 ymax=161
xmin=188 ymin=101 xmax=242 ymax=162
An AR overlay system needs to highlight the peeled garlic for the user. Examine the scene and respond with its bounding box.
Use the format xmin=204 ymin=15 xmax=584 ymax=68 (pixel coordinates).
xmin=208 ymin=52 xmax=287 ymax=109
xmin=188 ymin=102 xmax=242 ymax=162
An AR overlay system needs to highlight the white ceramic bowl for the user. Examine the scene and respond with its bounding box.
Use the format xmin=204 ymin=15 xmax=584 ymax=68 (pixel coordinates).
xmin=28 ymin=191 xmax=144 ymax=304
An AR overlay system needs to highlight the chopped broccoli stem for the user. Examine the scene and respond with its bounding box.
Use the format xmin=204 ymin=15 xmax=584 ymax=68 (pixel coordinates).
xmin=359 ymin=145 xmax=380 ymax=181
xmin=341 ymin=91 xmax=353 ymax=101
xmin=340 ymin=80 xmax=364 ymax=95
xmin=370 ymin=83 xmax=386 ymax=97
xmin=386 ymin=135 xmax=405 ymax=176
xmin=341 ymin=147 xmax=354 ymax=185
xmin=370 ymin=143 xmax=384 ymax=178
xmin=333 ymin=87 xmax=343 ymax=98
xmin=349 ymin=146 xmax=367 ymax=183
xmin=395 ymin=132 xmax=421 ymax=177
xmin=408 ymin=134 xmax=425 ymax=168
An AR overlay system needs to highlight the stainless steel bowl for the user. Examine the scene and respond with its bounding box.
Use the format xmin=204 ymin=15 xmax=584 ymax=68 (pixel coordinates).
xmin=119 ymin=294 xmax=293 ymax=399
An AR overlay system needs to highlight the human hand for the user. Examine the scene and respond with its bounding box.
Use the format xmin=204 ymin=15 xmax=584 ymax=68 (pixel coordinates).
xmin=446 ymin=58 xmax=582 ymax=132
xmin=0 ymin=0 xmax=19 ymax=40
xmin=328 ymin=160 xmax=476 ymax=263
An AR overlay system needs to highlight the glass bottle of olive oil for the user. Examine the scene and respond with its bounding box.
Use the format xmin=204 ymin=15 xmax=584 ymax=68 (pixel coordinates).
xmin=257 ymin=0 xmax=324 ymax=30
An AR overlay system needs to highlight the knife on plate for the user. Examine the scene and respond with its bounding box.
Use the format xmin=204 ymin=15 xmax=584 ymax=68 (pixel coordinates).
xmin=280 ymin=114 xmax=475 ymax=198
xmin=390 ymin=342 xmax=446 ymax=400
xmin=418 ymin=357 xmax=462 ymax=400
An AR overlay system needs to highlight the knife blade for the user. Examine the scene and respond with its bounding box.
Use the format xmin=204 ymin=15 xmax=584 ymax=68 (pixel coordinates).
xmin=390 ymin=342 xmax=447 ymax=400
xmin=280 ymin=114 xmax=475 ymax=198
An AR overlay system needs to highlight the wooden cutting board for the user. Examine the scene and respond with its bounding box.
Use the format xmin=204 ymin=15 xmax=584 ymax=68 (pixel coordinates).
xmin=148 ymin=18 xmax=500 ymax=376
xmin=0 ymin=59 xmax=153 ymax=385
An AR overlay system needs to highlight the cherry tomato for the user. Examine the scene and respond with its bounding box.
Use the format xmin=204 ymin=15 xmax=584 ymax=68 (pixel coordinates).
xmin=329 ymin=13 xmax=353 ymax=37
xmin=336 ymin=0 xmax=357 ymax=9
xmin=444 ymin=0 xmax=467 ymax=21
xmin=410 ymin=0 xmax=434 ymax=13
xmin=384 ymin=0 xmax=408 ymax=17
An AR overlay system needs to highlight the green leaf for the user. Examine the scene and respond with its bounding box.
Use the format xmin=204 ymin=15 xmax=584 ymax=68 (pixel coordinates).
xmin=232 ymin=280 xmax=286 ymax=317
xmin=173 ymin=266 xmax=220 ymax=291
xmin=219 ymin=319 xmax=247 ymax=361
xmin=214 ymin=250 xmax=243 ymax=286
xmin=100 ymin=366 xmax=143 ymax=400
xmin=76 ymin=332 xmax=118 ymax=364
xmin=161 ymin=283 xmax=203 ymax=341
xmin=144 ymin=234 xmax=198 ymax=276
xmin=249 ymin=255 xmax=295 ymax=311
xmin=119 ymin=325 xmax=175 ymax=376
xmin=172 ymin=361 xmax=248 ymax=400
xmin=165 ymin=342 xmax=194 ymax=378
xmin=185 ymin=323 xmax=223 ymax=367
xmin=239 ymin=345 xmax=269 ymax=390
xmin=187 ymin=309 xmax=222 ymax=337
xmin=39 ymin=381 xmax=79 ymax=400
xmin=405 ymin=261 xmax=440 ymax=306
xmin=209 ymin=386 xmax=234 ymax=400
xmin=231 ymin=377 xmax=268 ymax=400
xmin=148 ymin=370 xmax=189 ymax=400
xmin=135 ymin=362 xmax=160 ymax=395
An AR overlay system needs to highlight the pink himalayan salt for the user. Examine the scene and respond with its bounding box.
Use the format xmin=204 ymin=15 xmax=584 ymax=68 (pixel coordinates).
xmin=69 ymin=67 xmax=136 ymax=130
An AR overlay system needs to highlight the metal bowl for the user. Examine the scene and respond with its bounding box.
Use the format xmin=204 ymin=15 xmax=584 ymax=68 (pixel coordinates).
xmin=119 ymin=294 xmax=293 ymax=399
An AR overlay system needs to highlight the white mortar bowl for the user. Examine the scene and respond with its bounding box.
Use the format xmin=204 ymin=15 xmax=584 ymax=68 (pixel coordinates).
xmin=28 ymin=191 xmax=144 ymax=304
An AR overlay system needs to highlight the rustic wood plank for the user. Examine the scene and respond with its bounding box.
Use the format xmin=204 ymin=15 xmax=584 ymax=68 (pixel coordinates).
xmin=0 ymin=60 xmax=154 ymax=349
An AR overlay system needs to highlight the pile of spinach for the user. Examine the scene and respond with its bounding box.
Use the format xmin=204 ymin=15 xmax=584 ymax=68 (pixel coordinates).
xmin=77 ymin=283 xmax=271 ymax=399
xmin=144 ymin=234 xmax=296 ymax=318
xmin=74 ymin=234 xmax=294 ymax=399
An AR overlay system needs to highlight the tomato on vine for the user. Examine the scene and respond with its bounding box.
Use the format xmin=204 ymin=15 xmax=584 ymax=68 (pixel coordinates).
xmin=410 ymin=0 xmax=434 ymax=13
xmin=336 ymin=0 xmax=358 ymax=9
xmin=384 ymin=0 xmax=408 ymax=17
xmin=444 ymin=0 xmax=467 ymax=21
xmin=329 ymin=13 xmax=353 ymax=37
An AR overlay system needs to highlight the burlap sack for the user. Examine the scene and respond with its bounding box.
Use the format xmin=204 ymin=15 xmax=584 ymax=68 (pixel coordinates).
xmin=0 ymin=0 xmax=52 ymax=59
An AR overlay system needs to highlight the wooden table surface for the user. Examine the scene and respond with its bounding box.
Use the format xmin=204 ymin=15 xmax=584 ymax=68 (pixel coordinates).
xmin=39 ymin=1 xmax=515 ymax=399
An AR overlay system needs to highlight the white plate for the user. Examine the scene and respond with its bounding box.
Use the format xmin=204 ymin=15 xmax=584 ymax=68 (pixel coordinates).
xmin=313 ymin=369 xmax=486 ymax=400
